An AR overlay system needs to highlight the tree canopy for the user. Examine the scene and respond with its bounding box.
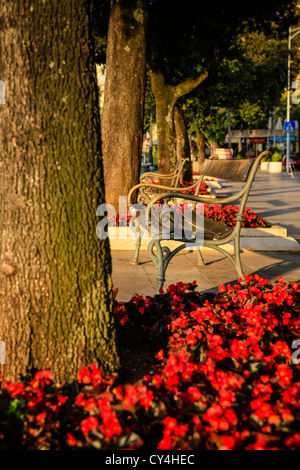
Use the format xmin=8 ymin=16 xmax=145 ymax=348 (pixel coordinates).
xmin=96 ymin=0 xmax=300 ymax=174
xmin=182 ymin=24 xmax=296 ymax=148
xmin=143 ymin=0 xmax=299 ymax=166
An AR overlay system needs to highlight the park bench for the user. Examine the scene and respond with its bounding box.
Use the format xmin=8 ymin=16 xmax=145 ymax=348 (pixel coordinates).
xmin=282 ymin=155 xmax=295 ymax=177
xmin=139 ymin=157 xmax=190 ymax=187
xmin=129 ymin=150 xmax=270 ymax=293
xmin=128 ymin=158 xmax=206 ymax=265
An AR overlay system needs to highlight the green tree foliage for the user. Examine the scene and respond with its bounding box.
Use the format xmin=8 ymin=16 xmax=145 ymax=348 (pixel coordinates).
xmin=182 ymin=20 xmax=300 ymax=148
xmin=94 ymin=0 xmax=299 ymax=170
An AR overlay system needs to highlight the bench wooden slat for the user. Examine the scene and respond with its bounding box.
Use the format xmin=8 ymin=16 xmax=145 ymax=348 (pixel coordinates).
xmin=177 ymin=216 xmax=233 ymax=241
xmin=146 ymin=209 xmax=234 ymax=242
xmin=199 ymin=158 xmax=254 ymax=182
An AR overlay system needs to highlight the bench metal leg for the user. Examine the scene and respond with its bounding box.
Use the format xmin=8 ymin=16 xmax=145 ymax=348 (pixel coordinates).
xmin=147 ymin=240 xmax=166 ymax=293
xmin=207 ymin=242 xmax=244 ymax=282
xmin=234 ymin=236 xmax=244 ymax=281
xmin=130 ymin=226 xmax=143 ymax=265
xmin=156 ymin=270 xmax=166 ymax=293
xmin=148 ymin=239 xmax=187 ymax=294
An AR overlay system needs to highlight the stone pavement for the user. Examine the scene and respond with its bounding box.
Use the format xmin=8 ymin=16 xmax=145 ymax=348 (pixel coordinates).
xmin=111 ymin=170 xmax=300 ymax=302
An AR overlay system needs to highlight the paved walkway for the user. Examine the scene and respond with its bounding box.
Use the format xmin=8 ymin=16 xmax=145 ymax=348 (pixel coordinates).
xmin=233 ymin=168 xmax=300 ymax=241
xmin=111 ymin=170 xmax=300 ymax=302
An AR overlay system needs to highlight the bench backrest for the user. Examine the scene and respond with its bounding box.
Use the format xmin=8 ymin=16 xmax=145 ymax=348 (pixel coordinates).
xmin=172 ymin=158 xmax=189 ymax=187
xmin=199 ymin=158 xmax=254 ymax=182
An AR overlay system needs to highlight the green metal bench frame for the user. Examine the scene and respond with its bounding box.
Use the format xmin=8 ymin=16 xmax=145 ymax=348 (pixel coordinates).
xmin=128 ymin=157 xmax=202 ymax=265
xmin=142 ymin=150 xmax=270 ymax=293
xmin=139 ymin=157 xmax=190 ymax=187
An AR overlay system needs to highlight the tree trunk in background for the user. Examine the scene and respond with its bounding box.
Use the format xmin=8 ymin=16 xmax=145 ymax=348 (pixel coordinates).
xmin=151 ymin=73 xmax=176 ymax=180
xmin=196 ymin=131 xmax=206 ymax=164
xmin=0 ymin=0 xmax=120 ymax=383
xmin=174 ymin=105 xmax=192 ymax=183
xmin=149 ymin=70 xmax=208 ymax=180
xmin=101 ymin=0 xmax=148 ymax=212
xmin=195 ymin=130 xmax=206 ymax=172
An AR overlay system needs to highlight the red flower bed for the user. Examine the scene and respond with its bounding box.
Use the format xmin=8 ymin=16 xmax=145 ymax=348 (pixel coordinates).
xmin=168 ymin=203 xmax=270 ymax=229
xmin=177 ymin=180 xmax=210 ymax=195
xmin=125 ymin=178 xmax=270 ymax=228
xmin=110 ymin=203 xmax=270 ymax=230
xmin=0 ymin=275 xmax=299 ymax=450
xmin=150 ymin=178 xmax=209 ymax=196
xmin=202 ymin=204 xmax=270 ymax=228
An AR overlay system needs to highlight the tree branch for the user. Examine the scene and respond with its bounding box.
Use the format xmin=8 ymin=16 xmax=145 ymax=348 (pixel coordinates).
xmin=173 ymin=71 xmax=208 ymax=100
xmin=147 ymin=68 xmax=165 ymax=94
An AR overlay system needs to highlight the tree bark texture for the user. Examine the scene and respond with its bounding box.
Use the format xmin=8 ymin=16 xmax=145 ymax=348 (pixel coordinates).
xmin=0 ymin=0 xmax=120 ymax=383
xmin=174 ymin=105 xmax=192 ymax=183
xmin=149 ymin=70 xmax=208 ymax=179
xmin=101 ymin=0 xmax=148 ymax=212
xmin=195 ymin=130 xmax=206 ymax=172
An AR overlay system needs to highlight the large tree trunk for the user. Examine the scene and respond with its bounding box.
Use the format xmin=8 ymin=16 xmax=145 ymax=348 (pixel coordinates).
xmin=196 ymin=131 xmax=206 ymax=164
xmin=101 ymin=0 xmax=148 ymax=212
xmin=149 ymin=69 xmax=208 ymax=179
xmin=174 ymin=104 xmax=192 ymax=183
xmin=149 ymin=72 xmax=176 ymax=179
xmin=0 ymin=0 xmax=120 ymax=383
xmin=195 ymin=130 xmax=207 ymax=172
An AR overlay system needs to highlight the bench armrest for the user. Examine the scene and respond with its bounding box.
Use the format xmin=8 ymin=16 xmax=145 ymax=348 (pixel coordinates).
xmin=128 ymin=178 xmax=203 ymax=205
xmin=140 ymin=157 xmax=190 ymax=181
xmin=140 ymin=172 xmax=176 ymax=180
xmin=146 ymin=190 xmax=243 ymax=212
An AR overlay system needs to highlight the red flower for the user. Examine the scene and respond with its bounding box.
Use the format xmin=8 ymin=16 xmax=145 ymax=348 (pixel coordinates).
xmin=34 ymin=370 xmax=53 ymax=381
xmin=35 ymin=412 xmax=47 ymax=425
xmin=84 ymin=398 xmax=97 ymax=411
xmin=155 ymin=349 xmax=164 ymax=361
xmin=101 ymin=415 xmax=122 ymax=439
xmin=186 ymin=386 xmax=202 ymax=403
xmin=120 ymin=315 xmax=129 ymax=326
xmin=57 ymin=394 xmax=68 ymax=405
xmin=66 ymin=433 xmax=77 ymax=447
xmin=220 ymin=436 xmax=236 ymax=450
xmin=77 ymin=366 xmax=91 ymax=384
xmin=90 ymin=364 xmax=103 ymax=385
xmin=152 ymin=374 xmax=163 ymax=389
xmin=80 ymin=416 xmax=99 ymax=436
xmin=27 ymin=396 xmax=43 ymax=409
xmin=4 ymin=382 xmax=25 ymax=398
xmin=75 ymin=393 xmax=86 ymax=407
xmin=276 ymin=364 xmax=293 ymax=388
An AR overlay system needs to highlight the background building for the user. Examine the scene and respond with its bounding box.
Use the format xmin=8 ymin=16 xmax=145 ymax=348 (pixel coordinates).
xmin=228 ymin=120 xmax=299 ymax=157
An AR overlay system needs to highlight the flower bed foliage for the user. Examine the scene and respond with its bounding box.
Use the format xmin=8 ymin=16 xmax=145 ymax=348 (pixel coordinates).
xmin=149 ymin=178 xmax=209 ymax=196
xmin=174 ymin=180 xmax=210 ymax=195
xmin=125 ymin=179 xmax=271 ymax=228
xmin=0 ymin=275 xmax=299 ymax=450
xmin=111 ymin=204 xmax=270 ymax=230
xmin=111 ymin=180 xmax=270 ymax=230
xmin=170 ymin=203 xmax=270 ymax=229
xmin=213 ymin=204 xmax=270 ymax=228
